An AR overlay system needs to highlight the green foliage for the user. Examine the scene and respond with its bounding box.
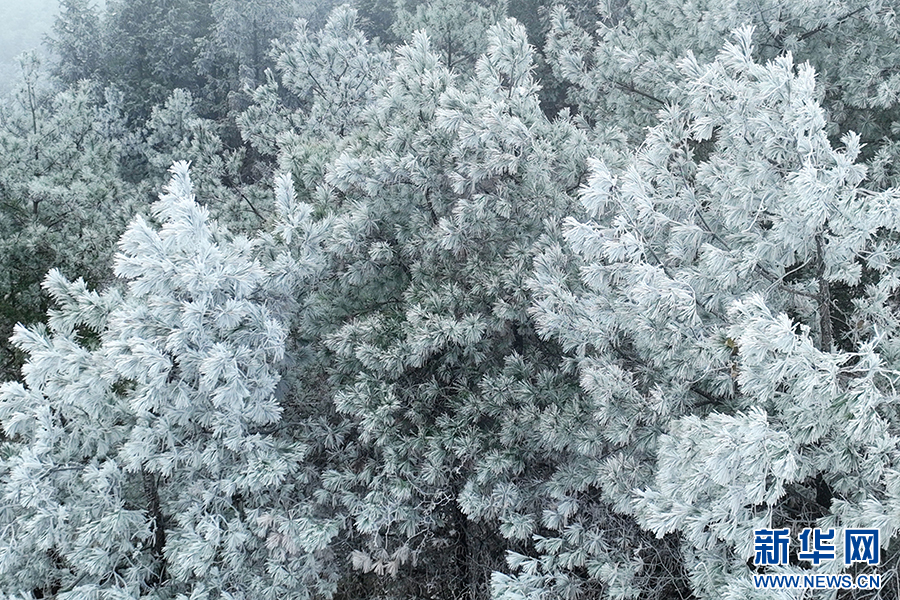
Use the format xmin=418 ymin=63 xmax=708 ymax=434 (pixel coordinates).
xmin=102 ymin=0 xmax=217 ymax=121
xmin=532 ymin=27 xmax=900 ymax=598
xmin=0 ymin=66 xmax=133 ymax=381
xmin=0 ymin=164 xmax=340 ymax=598
xmin=7 ymin=3 xmax=900 ymax=600
xmin=47 ymin=0 xmax=104 ymax=85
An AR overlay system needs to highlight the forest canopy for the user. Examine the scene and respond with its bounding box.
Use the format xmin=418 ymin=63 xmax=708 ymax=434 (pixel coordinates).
xmin=1 ymin=1 xmax=899 ymax=599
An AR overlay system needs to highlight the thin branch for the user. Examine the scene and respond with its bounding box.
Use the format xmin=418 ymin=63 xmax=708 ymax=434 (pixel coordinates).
xmin=613 ymin=81 xmax=666 ymax=105
xmin=40 ymin=465 xmax=85 ymax=480
xmin=690 ymin=385 xmax=726 ymax=408
xmin=237 ymin=188 xmax=264 ymax=221
xmin=753 ymin=0 xmax=779 ymax=46
xmin=798 ymin=6 xmax=867 ymax=42
xmin=754 ymin=265 xmax=820 ymax=300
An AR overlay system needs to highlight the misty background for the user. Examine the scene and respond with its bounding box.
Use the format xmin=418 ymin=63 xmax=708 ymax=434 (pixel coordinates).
xmin=0 ymin=0 xmax=59 ymax=94
xmin=0 ymin=1 xmax=111 ymax=94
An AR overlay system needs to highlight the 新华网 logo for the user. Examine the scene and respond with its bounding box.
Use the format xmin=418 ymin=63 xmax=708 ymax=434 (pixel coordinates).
xmin=751 ymin=527 xmax=881 ymax=590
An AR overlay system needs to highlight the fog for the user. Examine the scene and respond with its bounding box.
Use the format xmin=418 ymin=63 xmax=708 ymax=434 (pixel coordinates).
xmin=0 ymin=0 xmax=59 ymax=94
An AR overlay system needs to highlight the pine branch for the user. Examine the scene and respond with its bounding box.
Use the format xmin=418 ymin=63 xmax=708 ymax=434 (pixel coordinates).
xmin=613 ymin=80 xmax=666 ymax=105
xmin=693 ymin=209 xmax=820 ymax=301
xmin=689 ymin=385 xmax=726 ymax=408
xmin=237 ymin=188 xmax=265 ymax=221
xmin=798 ymin=6 xmax=867 ymax=42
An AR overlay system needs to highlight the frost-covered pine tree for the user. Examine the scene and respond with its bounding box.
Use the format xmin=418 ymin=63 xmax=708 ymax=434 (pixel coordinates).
xmin=529 ymin=27 xmax=900 ymax=599
xmin=144 ymin=88 xmax=273 ymax=234
xmin=0 ymin=67 xmax=133 ymax=380
xmin=315 ymin=18 xmax=592 ymax=598
xmin=544 ymin=0 xmax=900 ymax=161
xmin=203 ymin=0 xmax=300 ymax=89
xmin=392 ymin=0 xmax=502 ymax=72
xmin=100 ymin=0 xmax=207 ymax=119
xmin=0 ymin=162 xmax=345 ymax=599
xmin=238 ymin=5 xmax=391 ymax=201
xmin=47 ymin=0 xmax=104 ymax=85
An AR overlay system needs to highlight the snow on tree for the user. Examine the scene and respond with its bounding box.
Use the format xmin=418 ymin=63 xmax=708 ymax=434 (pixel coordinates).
xmin=314 ymin=18 xmax=593 ymax=597
xmin=529 ymin=27 xmax=900 ymax=599
xmin=0 ymin=163 xmax=342 ymax=599
xmin=392 ymin=0 xmax=503 ymax=73
xmin=544 ymin=0 xmax=900 ymax=160
xmin=8 ymin=2 xmax=900 ymax=599
xmin=100 ymin=0 xmax=221 ymax=121
xmin=238 ymin=4 xmax=391 ymax=202
xmin=0 ymin=64 xmax=134 ymax=381
xmin=202 ymin=0 xmax=301 ymax=90
xmin=46 ymin=0 xmax=104 ymax=86
xmin=145 ymin=88 xmax=273 ymax=235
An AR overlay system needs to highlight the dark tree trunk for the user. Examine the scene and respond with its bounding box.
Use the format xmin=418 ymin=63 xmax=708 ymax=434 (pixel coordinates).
xmin=142 ymin=467 xmax=167 ymax=587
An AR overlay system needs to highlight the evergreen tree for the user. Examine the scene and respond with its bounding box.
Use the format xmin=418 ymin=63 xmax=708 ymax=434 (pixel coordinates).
xmin=356 ymin=0 xmax=401 ymax=46
xmin=206 ymin=0 xmax=299 ymax=88
xmin=0 ymin=163 xmax=344 ymax=598
xmin=545 ymin=0 xmax=900 ymax=157
xmin=530 ymin=27 xmax=900 ymax=599
xmin=102 ymin=0 xmax=217 ymax=122
xmin=194 ymin=0 xmax=328 ymax=120
xmin=238 ymin=5 xmax=391 ymax=197
xmin=0 ymin=63 xmax=132 ymax=381
xmin=145 ymin=88 xmax=271 ymax=234
xmin=392 ymin=0 xmax=503 ymax=72
xmin=46 ymin=0 xmax=104 ymax=86
xmin=314 ymin=18 xmax=591 ymax=598
xmin=7 ymin=2 xmax=900 ymax=599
